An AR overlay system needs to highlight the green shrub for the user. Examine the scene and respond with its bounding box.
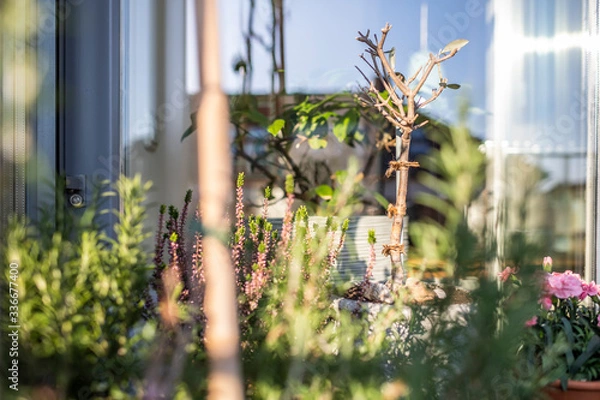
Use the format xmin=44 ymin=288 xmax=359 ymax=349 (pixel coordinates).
xmin=1 ymin=175 xmax=156 ymax=399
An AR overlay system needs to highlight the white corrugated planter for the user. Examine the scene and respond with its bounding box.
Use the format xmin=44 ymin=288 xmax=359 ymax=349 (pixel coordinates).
xmin=270 ymin=215 xmax=406 ymax=283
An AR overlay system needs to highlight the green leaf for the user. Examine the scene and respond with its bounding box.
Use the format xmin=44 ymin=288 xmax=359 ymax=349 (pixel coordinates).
xmin=373 ymin=192 xmax=390 ymax=209
xmin=181 ymin=125 xmax=194 ymax=141
xmin=441 ymin=39 xmax=469 ymax=54
xmin=561 ymin=317 xmax=575 ymax=344
xmin=267 ymin=119 xmax=285 ymax=136
xmin=181 ymin=112 xmax=198 ymax=141
xmin=314 ymin=185 xmax=333 ymax=200
xmin=334 ymin=169 xmax=348 ymax=183
xmin=560 ymin=318 xmax=576 ymax=367
xmin=333 ymin=110 xmax=360 ymax=144
xmin=541 ymin=322 xmax=554 ymax=347
xmin=333 ymin=117 xmax=349 ymax=142
xmin=247 ymin=108 xmax=269 ymax=127
xmin=446 ymin=83 xmax=461 ymax=90
xmin=569 ymin=335 xmax=600 ymax=377
xmin=307 ymin=136 xmax=327 ymax=149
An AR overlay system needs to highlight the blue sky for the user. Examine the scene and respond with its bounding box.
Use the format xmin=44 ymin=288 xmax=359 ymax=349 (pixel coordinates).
xmin=217 ymin=0 xmax=490 ymax=133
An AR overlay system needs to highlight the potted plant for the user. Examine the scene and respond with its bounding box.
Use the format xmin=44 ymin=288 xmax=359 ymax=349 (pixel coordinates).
xmin=344 ymin=23 xmax=469 ymax=304
xmin=500 ymin=258 xmax=600 ymax=399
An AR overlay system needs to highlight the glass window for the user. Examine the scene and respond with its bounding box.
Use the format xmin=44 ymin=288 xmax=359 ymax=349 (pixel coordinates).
xmin=122 ymin=0 xmax=199 ymax=229
xmin=123 ymin=0 xmax=599 ymax=279
xmin=488 ymin=0 xmax=595 ymax=277
xmin=1 ymin=0 xmax=56 ymax=231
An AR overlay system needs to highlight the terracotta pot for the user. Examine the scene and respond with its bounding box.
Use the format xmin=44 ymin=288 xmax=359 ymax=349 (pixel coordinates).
xmin=543 ymin=380 xmax=600 ymax=400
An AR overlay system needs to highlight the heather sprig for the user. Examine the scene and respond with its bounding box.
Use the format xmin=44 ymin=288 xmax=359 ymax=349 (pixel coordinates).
xmin=262 ymin=186 xmax=271 ymax=221
xmin=190 ymin=209 xmax=205 ymax=308
xmin=148 ymin=204 xmax=168 ymax=313
xmin=365 ymin=229 xmax=376 ymax=282
xmin=336 ymin=218 xmax=350 ymax=257
xmin=295 ymin=206 xmax=314 ymax=271
xmin=327 ymin=218 xmax=349 ymax=268
xmin=167 ymin=232 xmax=186 ymax=302
xmin=279 ymin=174 xmax=296 ymax=264
xmin=244 ymin=241 xmax=271 ymax=313
xmin=177 ymin=189 xmax=193 ymax=278
xmin=153 ymin=204 xmax=167 ymax=270
xmin=232 ymin=173 xmax=247 ymax=285
xmin=148 ymin=198 xmax=198 ymax=315
xmin=248 ymin=216 xmax=260 ymax=250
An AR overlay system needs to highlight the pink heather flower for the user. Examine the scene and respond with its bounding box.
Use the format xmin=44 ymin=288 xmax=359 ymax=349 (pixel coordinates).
xmin=364 ymin=238 xmax=376 ymax=282
xmin=525 ymin=316 xmax=538 ymax=327
xmin=498 ymin=266 xmax=516 ymax=282
xmin=543 ymin=256 xmax=553 ymax=271
xmin=546 ymin=272 xmax=584 ymax=299
xmin=540 ymin=296 xmax=553 ymax=310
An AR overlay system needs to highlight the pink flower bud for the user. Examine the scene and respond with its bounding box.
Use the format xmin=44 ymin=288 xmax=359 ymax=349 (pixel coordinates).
xmin=540 ymin=296 xmax=553 ymax=310
xmin=543 ymin=256 xmax=553 ymax=271
xmin=525 ymin=316 xmax=538 ymax=327
xmin=498 ymin=266 xmax=516 ymax=283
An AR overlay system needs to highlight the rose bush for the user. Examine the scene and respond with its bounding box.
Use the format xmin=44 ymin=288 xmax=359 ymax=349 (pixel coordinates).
xmin=501 ymin=258 xmax=600 ymax=389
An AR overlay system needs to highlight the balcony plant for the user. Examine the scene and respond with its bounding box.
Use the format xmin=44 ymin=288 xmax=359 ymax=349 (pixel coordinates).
xmin=500 ymin=259 xmax=600 ymax=398
xmin=144 ymin=174 xmax=546 ymax=399
xmin=354 ymin=24 xmax=468 ymax=297
xmin=1 ymin=176 xmax=155 ymax=399
xmin=1 ymin=171 xmax=552 ymax=398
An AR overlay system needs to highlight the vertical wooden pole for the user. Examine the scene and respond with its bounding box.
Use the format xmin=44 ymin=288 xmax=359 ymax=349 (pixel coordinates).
xmin=195 ymin=1 xmax=244 ymax=399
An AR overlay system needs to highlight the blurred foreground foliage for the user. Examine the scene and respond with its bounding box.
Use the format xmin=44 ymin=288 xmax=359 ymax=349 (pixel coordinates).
xmin=1 ymin=176 xmax=156 ymax=398
xmin=409 ymin=104 xmax=490 ymax=281
xmin=1 ymin=172 xmax=553 ymax=399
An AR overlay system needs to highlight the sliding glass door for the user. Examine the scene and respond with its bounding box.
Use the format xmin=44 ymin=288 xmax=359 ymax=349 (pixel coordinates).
xmin=489 ymin=0 xmax=599 ymax=278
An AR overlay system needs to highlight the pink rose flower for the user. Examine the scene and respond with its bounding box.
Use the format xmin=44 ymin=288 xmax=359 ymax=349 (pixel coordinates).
xmin=587 ymin=281 xmax=599 ymax=297
xmin=498 ymin=266 xmax=516 ymax=283
xmin=525 ymin=316 xmax=538 ymax=327
xmin=579 ymin=281 xmax=600 ymax=299
xmin=563 ymin=270 xmax=581 ymax=279
xmin=546 ymin=272 xmax=584 ymax=299
xmin=540 ymin=296 xmax=553 ymax=310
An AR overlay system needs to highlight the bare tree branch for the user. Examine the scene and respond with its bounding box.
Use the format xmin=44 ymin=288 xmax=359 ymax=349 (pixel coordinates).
xmin=407 ymin=66 xmax=422 ymax=85
xmin=413 ymin=49 xmax=458 ymax=95
xmin=417 ymin=86 xmax=446 ymax=109
xmin=355 ymin=24 xmax=466 ymax=293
